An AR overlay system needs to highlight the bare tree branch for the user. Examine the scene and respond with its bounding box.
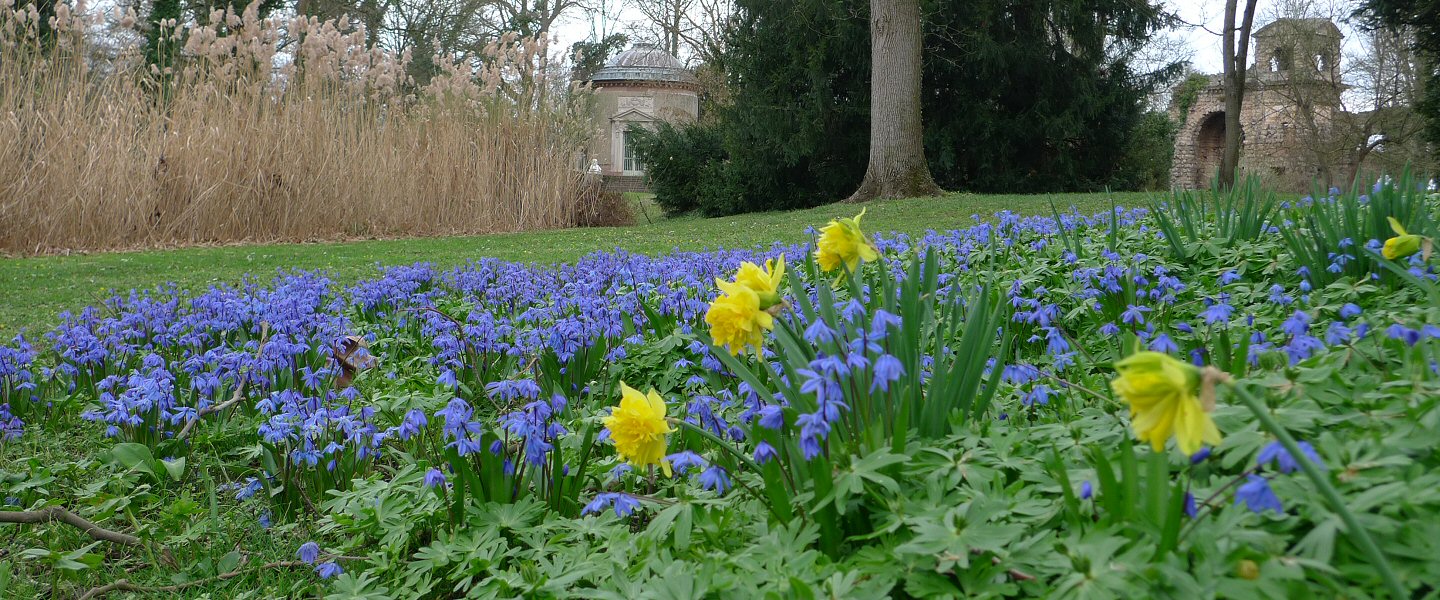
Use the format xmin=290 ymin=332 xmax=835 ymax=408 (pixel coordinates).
xmin=0 ymin=506 xmax=142 ymax=547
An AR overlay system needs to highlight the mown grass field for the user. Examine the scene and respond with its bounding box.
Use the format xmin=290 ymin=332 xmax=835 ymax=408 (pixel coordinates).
xmin=0 ymin=191 xmax=1144 ymax=335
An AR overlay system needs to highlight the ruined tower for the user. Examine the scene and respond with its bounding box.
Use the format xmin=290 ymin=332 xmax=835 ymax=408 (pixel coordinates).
xmin=1170 ymin=18 xmax=1344 ymax=190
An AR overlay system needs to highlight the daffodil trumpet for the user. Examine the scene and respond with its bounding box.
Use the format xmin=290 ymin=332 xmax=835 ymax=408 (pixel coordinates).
xmin=1382 ymin=216 xmax=1428 ymax=261
xmin=814 ymin=209 xmax=878 ymax=285
xmin=1109 ymin=351 xmax=1223 ymax=457
xmin=603 ymin=382 xmax=674 ymax=477
xmin=706 ymin=255 xmax=787 ymax=356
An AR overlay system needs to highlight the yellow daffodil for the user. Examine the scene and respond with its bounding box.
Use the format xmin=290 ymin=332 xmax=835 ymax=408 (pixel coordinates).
xmin=1109 ymin=351 xmax=1221 ymax=456
xmin=705 ymin=279 xmax=774 ymax=355
xmin=603 ymin=382 xmax=674 ymax=476
xmin=733 ymin=255 xmax=786 ymax=308
xmin=1382 ymin=217 xmax=1423 ymax=260
xmin=814 ymin=209 xmax=878 ymax=281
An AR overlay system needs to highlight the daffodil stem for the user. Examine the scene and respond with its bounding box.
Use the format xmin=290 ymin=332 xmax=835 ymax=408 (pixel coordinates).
xmin=1228 ymin=384 xmax=1407 ymax=599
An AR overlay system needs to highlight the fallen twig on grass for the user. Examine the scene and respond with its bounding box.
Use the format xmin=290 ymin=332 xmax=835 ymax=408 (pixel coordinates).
xmin=75 ymin=558 xmax=303 ymax=600
xmin=0 ymin=506 xmax=142 ymax=547
xmin=75 ymin=554 xmax=368 ymax=599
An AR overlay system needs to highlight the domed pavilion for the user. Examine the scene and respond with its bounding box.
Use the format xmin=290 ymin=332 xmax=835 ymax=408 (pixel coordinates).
xmin=584 ymin=44 xmax=700 ymax=192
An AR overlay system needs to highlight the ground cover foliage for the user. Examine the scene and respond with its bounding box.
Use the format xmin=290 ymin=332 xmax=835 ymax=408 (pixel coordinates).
xmin=2 ymin=179 xmax=1439 ymax=598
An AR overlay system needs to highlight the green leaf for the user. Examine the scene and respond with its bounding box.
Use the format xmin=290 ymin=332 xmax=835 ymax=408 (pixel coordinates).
xmin=108 ymin=443 xmax=157 ymax=478
xmin=160 ymin=457 xmax=186 ymax=481
xmin=217 ymin=550 xmax=242 ymax=574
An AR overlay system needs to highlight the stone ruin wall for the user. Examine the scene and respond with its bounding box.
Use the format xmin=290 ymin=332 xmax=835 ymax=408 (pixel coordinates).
xmin=1170 ymin=76 xmax=1335 ymax=192
xmin=1170 ymin=18 xmax=1347 ymax=192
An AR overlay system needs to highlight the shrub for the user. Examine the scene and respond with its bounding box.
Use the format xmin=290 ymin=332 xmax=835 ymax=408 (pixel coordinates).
xmin=1110 ymin=111 xmax=1177 ymax=191
xmin=628 ymin=122 xmax=728 ymax=216
xmin=572 ymin=182 xmax=635 ymax=228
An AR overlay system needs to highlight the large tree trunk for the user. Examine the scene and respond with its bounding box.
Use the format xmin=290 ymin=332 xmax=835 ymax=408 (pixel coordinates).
xmin=1218 ymin=0 xmax=1258 ymax=189
xmin=846 ymin=0 xmax=941 ymax=202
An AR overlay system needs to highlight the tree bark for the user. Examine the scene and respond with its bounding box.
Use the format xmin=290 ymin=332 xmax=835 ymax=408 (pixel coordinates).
xmin=1218 ymin=0 xmax=1259 ymax=189
xmin=845 ymin=0 xmax=942 ymax=202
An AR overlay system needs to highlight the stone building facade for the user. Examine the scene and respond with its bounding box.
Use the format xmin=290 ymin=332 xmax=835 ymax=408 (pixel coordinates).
xmin=1170 ymin=18 xmax=1345 ymax=190
xmin=583 ymin=45 xmax=701 ymax=193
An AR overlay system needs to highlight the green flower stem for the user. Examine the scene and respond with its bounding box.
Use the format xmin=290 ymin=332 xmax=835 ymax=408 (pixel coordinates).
xmin=670 ymin=418 xmax=764 ymax=474
xmin=669 ymin=418 xmax=790 ymax=524
xmin=1228 ymin=383 xmax=1407 ymax=599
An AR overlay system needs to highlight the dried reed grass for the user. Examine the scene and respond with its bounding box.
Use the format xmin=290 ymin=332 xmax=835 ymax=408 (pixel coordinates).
xmin=0 ymin=1 xmax=595 ymax=255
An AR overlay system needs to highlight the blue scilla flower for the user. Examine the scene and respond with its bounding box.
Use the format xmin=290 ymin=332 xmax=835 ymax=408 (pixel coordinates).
xmin=315 ymin=562 xmax=343 ymax=579
xmin=1235 ymin=475 xmax=1283 ymax=514
xmin=871 ymin=354 xmax=905 ymax=392
xmin=1044 ymin=327 xmax=1071 ymax=355
xmin=1079 ymin=481 xmax=1093 ymax=500
xmin=1121 ymin=304 xmax=1151 ymax=325
xmin=1184 ymin=492 xmax=1197 ymax=518
xmin=698 ymin=466 xmax=731 ymax=495
xmin=486 ymin=378 xmax=542 ymax=402
xmin=297 ymin=541 xmax=321 ymax=564
xmin=423 ymin=468 xmax=447 ymax=488
xmin=1268 ymin=285 xmax=1292 ymax=305
xmin=872 ymin=309 xmax=903 ymax=332
xmin=1387 ymin=324 xmax=1422 ymax=347
xmin=235 ymin=478 xmax=263 ymax=501
xmin=395 ymin=408 xmax=427 ymax=440
xmin=437 ymin=369 xmax=458 ymax=389
xmin=754 ymin=441 xmax=778 ymax=465
xmin=1281 ymin=310 xmax=1312 ymax=336
xmin=583 ymin=492 xmax=640 ymax=517
xmin=757 ymin=405 xmax=784 ymax=430
xmin=1148 ymin=333 xmax=1179 ymax=354
xmin=608 ymin=464 xmax=631 ymax=481
xmin=666 ymin=451 xmax=707 ymax=475
xmin=1285 ymin=335 xmax=1325 ymax=364
xmin=1220 ymin=270 xmax=1241 ymax=285
xmin=1189 ymin=447 xmax=1212 ymax=464
xmin=1099 ymin=322 xmax=1120 ymax=336
xmin=1325 ymin=322 xmax=1352 ymax=346
xmin=0 ymin=404 xmax=22 ymax=441
xmin=1257 ymin=441 xmax=1324 ymax=474
xmin=804 ymin=319 xmax=838 ymax=345
xmin=1339 ymin=303 xmax=1363 ymax=320
xmin=796 ymin=412 xmax=830 ymax=460
xmin=1002 ymin=363 xmax=1040 ymax=385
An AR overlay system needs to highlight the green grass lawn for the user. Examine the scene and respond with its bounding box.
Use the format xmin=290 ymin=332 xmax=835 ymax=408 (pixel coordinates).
xmin=0 ymin=191 xmax=1154 ymax=335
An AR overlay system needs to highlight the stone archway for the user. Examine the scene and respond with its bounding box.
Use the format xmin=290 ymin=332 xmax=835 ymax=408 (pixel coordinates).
xmin=1194 ymin=111 xmax=1226 ymax=189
